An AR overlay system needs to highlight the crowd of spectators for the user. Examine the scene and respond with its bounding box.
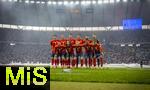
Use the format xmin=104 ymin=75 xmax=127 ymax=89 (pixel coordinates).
xmin=0 ymin=43 xmax=50 ymax=64
xmin=0 ymin=29 xmax=150 ymax=64
xmin=0 ymin=42 xmax=149 ymax=64
xmin=104 ymin=44 xmax=150 ymax=64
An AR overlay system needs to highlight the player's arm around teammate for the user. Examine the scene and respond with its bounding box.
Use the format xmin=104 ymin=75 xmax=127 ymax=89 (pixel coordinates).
xmin=75 ymin=34 xmax=84 ymax=68
xmin=60 ymin=34 xmax=67 ymax=68
xmin=66 ymin=33 xmax=76 ymax=68
xmin=50 ymin=35 xmax=58 ymax=68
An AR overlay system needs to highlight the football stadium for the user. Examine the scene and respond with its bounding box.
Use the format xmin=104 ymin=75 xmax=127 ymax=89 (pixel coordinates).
xmin=0 ymin=0 xmax=150 ymax=90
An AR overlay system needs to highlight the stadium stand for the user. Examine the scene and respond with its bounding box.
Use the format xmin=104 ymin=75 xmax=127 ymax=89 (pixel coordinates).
xmin=0 ymin=29 xmax=149 ymax=64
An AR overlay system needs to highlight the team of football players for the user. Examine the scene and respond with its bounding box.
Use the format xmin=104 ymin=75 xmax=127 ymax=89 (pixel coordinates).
xmin=50 ymin=33 xmax=104 ymax=68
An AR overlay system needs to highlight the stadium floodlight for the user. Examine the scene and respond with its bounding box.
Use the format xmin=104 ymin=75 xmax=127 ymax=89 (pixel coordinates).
xmin=58 ymin=1 xmax=63 ymax=5
xmin=13 ymin=0 xmax=17 ymax=2
xmin=47 ymin=1 xmax=52 ymax=5
xmin=128 ymin=44 xmax=133 ymax=47
xmin=41 ymin=1 xmax=45 ymax=4
xmin=123 ymin=0 xmax=127 ymax=2
xmin=36 ymin=1 xmax=40 ymax=4
xmin=92 ymin=1 xmax=96 ymax=4
xmin=10 ymin=43 xmax=16 ymax=46
xmin=116 ymin=0 xmax=120 ymax=2
xmin=64 ymin=1 xmax=69 ymax=5
xmin=81 ymin=1 xmax=86 ymax=5
xmin=103 ymin=0 xmax=109 ymax=3
xmin=136 ymin=44 xmax=140 ymax=47
xmin=121 ymin=44 xmax=125 ymax=47
xmin=70 ymin=1 xmax=74 ymax=4
xmin=25 ymin=0 xmax=29 ymax=3
xmin=75 ymin=1 xmax=79 ymax=4
xmin=8 ymin=0 xmax=12 ymax=2
xmin=131 ymin=0 xmax=134 ymax=2
xmin=98 ymin=0 xmax=102 ymax=4
xmin=52 ymin=1 xmax=56 ymax=5
xmin=86 ymin=1 xmax=91 ymax=4
xmin=109 ymin=0 xmax=114 ymax=3
xmin=30 ymin=1 xmax=35 ymax=4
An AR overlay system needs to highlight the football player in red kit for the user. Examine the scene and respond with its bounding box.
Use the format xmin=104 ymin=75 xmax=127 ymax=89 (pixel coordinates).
xmin=55 ymin=40 xmax=61 ymax=66
xmin=95 ymin=40 xmax=104 ymax=67
xmin=66 ymin=33 xmax=76 ymax=68
xmin=50 ymin=34 xmax=104 ymax=68
xmin=83 ymin=35 xmax=93 ymax=67
xmin=50 ymin=35 xmax=58 ymax=67
xmin=91 ymin=34 xmax=99 ymax=67
xmin=75 ymin=34 xmax=84 ymax=67
xmin=59 ymin=34 xmax=67 ymax=67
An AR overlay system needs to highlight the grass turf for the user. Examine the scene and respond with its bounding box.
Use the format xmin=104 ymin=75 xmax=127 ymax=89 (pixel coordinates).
xmin=51 ymin=81 xmax=150 ymax=90
xmin=50 ymin=68 xmax=150 ymax=84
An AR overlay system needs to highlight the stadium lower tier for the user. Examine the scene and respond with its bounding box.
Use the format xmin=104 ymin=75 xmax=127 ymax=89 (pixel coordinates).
xmin=0 ymin=42 xmax=150 ymax=65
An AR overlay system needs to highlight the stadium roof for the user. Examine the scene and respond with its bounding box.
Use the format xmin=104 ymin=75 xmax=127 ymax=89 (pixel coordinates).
xmin=0 ymin=0 xmax=150 ymax=26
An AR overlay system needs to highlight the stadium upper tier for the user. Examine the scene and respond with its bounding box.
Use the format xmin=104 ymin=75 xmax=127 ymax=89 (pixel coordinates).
xmin=0 ymin=28 xmax=150 ymax=43
xmin=0 ymin=0 xmax=150 ymax=26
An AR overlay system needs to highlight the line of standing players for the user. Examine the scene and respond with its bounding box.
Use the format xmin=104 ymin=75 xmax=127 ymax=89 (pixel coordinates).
xmin=50 ymin=33 xmax=104 ymax=68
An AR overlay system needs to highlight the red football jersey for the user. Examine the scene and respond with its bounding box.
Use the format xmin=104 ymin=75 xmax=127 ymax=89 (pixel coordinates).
xmin=50 ymin=39 xmax=58 ymax=53
xmin=59 ymin=39 xmax=67 ymax=53
xmin=95 ymin=43 xmax=103 ymax=52
xmin=84 ymin=39 xmax=94 ymax=53
xmin=60 ymin=39 xmax=67 ymax=47
xmin=75 ymin=38 xmax=84 ymax=53
xmin=99 ymin=43 xmax=103 ymax=52
xmin=55 ymin=40 xmax=62 ymax=54
xmin=69 ymin=37 xmax=76 ymax=46
xmin=66 ymin=37 xmax=75 ymax=54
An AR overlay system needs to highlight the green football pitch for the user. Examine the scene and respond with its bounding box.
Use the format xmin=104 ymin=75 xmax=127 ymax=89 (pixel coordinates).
xmin=51 ymin=81 xmax=150 ymax=90
xmin=51 ymin=68 xmax=150 ymax=84
xmin=50 ymin=68 xmax=150 ymax=90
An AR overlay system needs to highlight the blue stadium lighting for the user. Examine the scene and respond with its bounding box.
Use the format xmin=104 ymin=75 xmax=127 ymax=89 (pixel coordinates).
xmin=123 ymin=19 xmax=142 ymax=30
